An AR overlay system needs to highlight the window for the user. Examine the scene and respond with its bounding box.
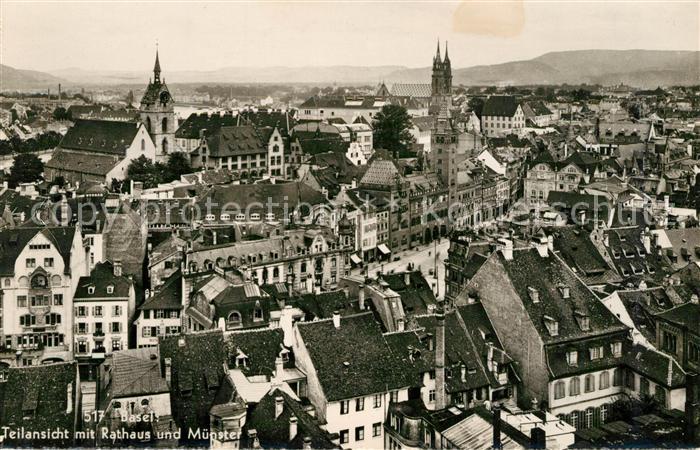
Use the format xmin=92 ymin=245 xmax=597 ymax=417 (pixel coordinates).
xmin=45 ymin=313 xmax=61 ymax=325
xmin=25 ymin=258 xmax=36 ymax=268
xmin=640 ymin=377 xmax=650 ymax=396
xmin=106 ymin=285 xmax=114 ymax=294
xmin=141 ymin=139 xmax=146 ymax=151
xmin=53 ymin=294 xmax=63 ymax=305
xmin=613 ymin=368 xmax=622 ymax=386
xmin=429 ymin=390 xmax=436 ymax=402
xmin=373 ymin=422 xmax=382 ymax=437
xmin=600 ymin=371 xmax=610 ymax=389
xmin=143 ymin=327 xmax=151 ymax=337
xmin=585 ymin=374 xmax=595 ymax=393
xmin=356 ymin=397 xmax=364 ymax=411
xmin=625 ymin=371 xmax=636 ymax=390
xmin=19 ymin=314 xmax=36 ymax=327
xmin=554 ymin=381 xmax=566 ymax=399
xmin=611 ymin=342 xmax=622 ymax=357
xmin=570 ymin=377 xmax=581 ymax=396
xmin=93 ymin=306 xmax=103 ymax=317
xmin=340 ymin=400 xmax=349 ymax=415
xmin=112 ymin=339 xmax=122 ymax=352
xmin=143 ymin=310 xmax=150 ymax=319
xmin=111 ymin=322 xmax=121 ymax=333
xmin=113 ymin=305 xmax=122 ymax=317
xmin=373 ymin=394 xmax=382 ymax=408
xmin=655 ymin=386 xmax=667 ymax=406
xmin=589 ymin=346 xmax=604 ymax=360
xmin=227 ymin=311 xmax=242 ymax=329
xmin=253 ymin=306 xmax=263 ymax=321
xmin=390 ymin=390 xmax=399 ymax=403
xmin=339 ymin=430 xmax=349 ymax=444
xmin=76 ymin=306 xmax=87 ymax=317
xmin=355 ymin=426 xmax=364 ymax=441
xmin=662 ymin=331 xmax=678 ymax=354
xmin=87 ymin=286 xmax=95 ymax=294
xmin=567 ymin=350 xmax=578 ymax=366
xmin=44 ymin=257 xmax=54 ymax=267
xmin=17 ymin=295 xmax=27 ymax=307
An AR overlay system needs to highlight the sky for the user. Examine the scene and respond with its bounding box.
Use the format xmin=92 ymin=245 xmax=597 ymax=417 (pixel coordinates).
xmin=1 ymin=1 xmax=698 ymax=72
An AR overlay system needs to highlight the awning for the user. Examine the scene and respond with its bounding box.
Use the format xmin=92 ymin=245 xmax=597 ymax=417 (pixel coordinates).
xmin=377 ymin=244 xmax=391 ymax=255
xmin=350 ymin=254 xmax=362 ymax=265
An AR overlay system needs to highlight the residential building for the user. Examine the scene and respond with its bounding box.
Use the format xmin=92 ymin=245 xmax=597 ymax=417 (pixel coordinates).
xmin=135 ymin=270 xmax=182 ymax=348
xmin=480 ymin=96 xmax=525 ymax=137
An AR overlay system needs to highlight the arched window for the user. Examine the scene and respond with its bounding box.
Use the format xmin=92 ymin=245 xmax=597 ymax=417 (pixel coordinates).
xmin=273 ymin=267 xmax=279 ymax=279
xmin=162 ymin=117 xmax=168 ymax=133
xmin=146 ymin=117 xmax=152 ymax=133
xmin=599 ymin=371 xmax=610 ymax=389
xmin=141 ymin=139 xmax=146 ymax=151
xmin=613 ymin=368 xmax=622 ymax=386
xmin=584 ymin=374 xmax=595 ymax=393
xmin=162 ymin=138 xmax=168 ymax=154
xmin=554 ymin=381 xmax=566 ymax=399
xmin=141 ymin=399 xmax=149 ymax=406
xmin=569 ymin=377 xmax=581 ymax=396
xmin=253 ymin=305 xmax=263 ymax=321
xmin=227 ymin=311 xmax=242 ymax=329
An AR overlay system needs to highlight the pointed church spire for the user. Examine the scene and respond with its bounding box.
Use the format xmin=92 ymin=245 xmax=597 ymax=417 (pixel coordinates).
xmin=444 ymin=41 xmax=450 ymax=63
xmin=153 ymin=44 xmax=161 ymax=84
xmin=435 ymin=38 xmax=441 ymax=62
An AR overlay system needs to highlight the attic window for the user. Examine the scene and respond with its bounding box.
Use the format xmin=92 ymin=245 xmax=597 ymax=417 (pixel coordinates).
xmin=543 ymin=316 xmax=559 ymax=336
xmin=88 ymin=286 xmax=95 ymax=294
xmin=558 ymin=285 xmax=571 ymax=299
xmin=574 ymin=311 xmax=590 ymax=331
xmin=106 ymin=285 xmax=114 ymax=294
xmin=528 ymin=286 xmax=539 ymax=303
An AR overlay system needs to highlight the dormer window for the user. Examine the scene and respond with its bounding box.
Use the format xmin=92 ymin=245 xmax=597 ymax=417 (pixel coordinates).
xmin=544 ymin=316 xmax=559 ymax=336
xmin=610 ymin=342 xmax=622 ymax=357
xmin=566 ymin=350 xmax=578 ymax=366
xmin=528 ymin=286 xmax=540 ymax=303
xmin=236 ymin=355 xmax=248 ymax=368
xmin=88 ymin=286 xmax=95 ymax=294
xmin=575 ymin=311 xmax=590 ymax=331
xmin=558 ymin=285 xmax=570 ymax=299
xmin=106 ymin=285 xmax=114 ymax=294
xmin=589 ymin=346 xmax=604 ymax=360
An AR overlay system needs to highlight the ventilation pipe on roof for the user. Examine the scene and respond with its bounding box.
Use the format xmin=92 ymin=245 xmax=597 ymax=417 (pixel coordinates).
xmin=303 ymin=436 xmax=312 ymax=449
xmin=332 ymin=311 xmax=341 ymax=329
xmin=289 ymin=415 xmax=298 ymax=441
xmin=358 ymin=284 xmax=365 ymax=310
xmin=275 ymin=396 xmax=284 ymax=419
xmin=404 ymin=271 xmax=411 ymax=286
xmin=164 ymin=357 xmax=172 ymax=385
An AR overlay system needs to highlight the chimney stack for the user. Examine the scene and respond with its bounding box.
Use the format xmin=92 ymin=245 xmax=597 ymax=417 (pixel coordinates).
xmin=303 ymin=436 xmax=312 ymax=449
xmin=397 ymin=318 xmax=405 ymax=332
xmin=275 ymin=396 xmax=284 ymax=419
xmin=65 ymin=383 xmax=73 ymax=414
xmin=435 ymin=307 xmax=447 ymax=410
xmin=248 ymin=429 xmax=260 ymax=449
xmin=332 ymin=311 xmax=341 ymax=328
xmin=492 ymin=405 xmax=502 ymax=450
xmin=404 ymin=271 xmax=411 ymax=286
xmin=59 ymin=195 xmax=69 ymax=226
xmin=275 ymin=356 xmax=284 ymax=380
xmin=530 ymin=427 xmax=546 ymax=449
xmin=113 ymin=260 xmax=122 ymax=277
xmin=502 ymin=239 xmax=513 ymax=261
xmin=358 ymin=284 xmax=365 ymax=310
xmin=289 ymin=415 xmax=298 ymax=441
xmin=164 ymin=357 xmax=172 ymax=385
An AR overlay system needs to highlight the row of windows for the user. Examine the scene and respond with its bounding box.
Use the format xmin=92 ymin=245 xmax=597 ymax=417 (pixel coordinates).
xmin=75 ymin=305 xmax=122 ymax=317
xmin=19 ymin=313 xmax=62 ymax=327
xmin=204 ymin=212 xmax=277 ymax=222
xmin=17 ymin=294 xmax=63 ymax=307
xmin=26 ymin=258 xmax=54 ymax=268
xmin=75 ymin=322 xmax=122 ymax=334
xmin=340 ymin=394 xmax=383 ymax=414
xmin=142 ymin=310 xmax=180 ymax=319
xmin=553 ymin=370 xmax=620 ymax=399
xmin=339 ymin=424 xmax=382 ymax=444
xmin=142 ymin=325 xmax=181 ymax=337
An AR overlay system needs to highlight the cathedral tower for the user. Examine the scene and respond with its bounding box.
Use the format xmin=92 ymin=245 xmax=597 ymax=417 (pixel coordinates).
xmin=430 ymin=40 xmax=453 ymax=115
xmin=139 ymin=48 xmax=176 ymax=162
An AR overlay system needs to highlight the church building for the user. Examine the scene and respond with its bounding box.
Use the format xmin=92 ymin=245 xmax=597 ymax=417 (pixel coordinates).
xmin=139 ymin=49 xmax=177 ymax=162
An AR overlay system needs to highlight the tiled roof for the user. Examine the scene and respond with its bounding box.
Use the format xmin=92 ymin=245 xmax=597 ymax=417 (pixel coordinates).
xmin=382 ymin=271 xmax=437 ymax=315
xmin=227 ymin=328 xmax=287 ymax=377
xmin=497 ymin=249 xmax=628 ymax=343
xmin=296 ymin=312 xmax=414 ymax=401
xmin=243 ymin=389 xmax=338 ymax=449
xmin=140 ymin=270 xmax=182 ymax=310
xmin=74 ymin=261 xmax=132 ymax=299
xmin=624 ymin=343 xmax=685 ymax=388
xmin=175 ymin=113 xmax=238 ymax=139
xmin=205 ymin=125 xmax=266 ymax=157
xmin=45 ymin=148 xmax=123 ymax=176
xmin=655 ymin=302 xmax=700 ymax=335
xmin=390 ymin=83 xmax=432 ymax=98
xmin=239 ymin=110 xmax=296 ymax=136
xmin=0 ymin=227 xmax=75 ymax=276
xmin=299 ymin=95 xmax=387 ymax=110
xmin=58 ymin=119 xmax=141 ymax=155
xmin=359 ymin=159 xmax=401 ymax=187
xmin=159 ymin=330 xmax=228 ymax=440
xmin=109 ymin=347 xmax=169 ymax=399
xmin=291 ymin=291 xmax=361 ymax=320
xmin=552 ymin=227 xmax=621 ymax=285
xmin=0 ymin=362 xmax=77 ymax=446
xmin=482 ymin=96 xmax=520 ymax=117
xmin=616 ymin=288 xmax=674 ymax=342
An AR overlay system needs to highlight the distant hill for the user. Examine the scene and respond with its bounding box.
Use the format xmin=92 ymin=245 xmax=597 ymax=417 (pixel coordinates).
xmin=0 ymin=64 xmax=66 ymax=90
xmin=386 ymin=50 xmax=700 ymax=87
xmin=3 ymin=49 xmax=699 ymax=90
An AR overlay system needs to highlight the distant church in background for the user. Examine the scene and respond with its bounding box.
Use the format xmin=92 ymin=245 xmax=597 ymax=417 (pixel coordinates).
xmin=429 ymin=40 xmax=453 ymax=116
xmin=139 ymin=49 xmax=177 ymax=162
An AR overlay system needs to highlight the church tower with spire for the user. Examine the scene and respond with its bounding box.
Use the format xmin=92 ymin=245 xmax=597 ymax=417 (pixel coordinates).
xmin=430 ymin=40 xmax=453 ymax=115
xmin=139 ymin=47 xmax=176 ymax=162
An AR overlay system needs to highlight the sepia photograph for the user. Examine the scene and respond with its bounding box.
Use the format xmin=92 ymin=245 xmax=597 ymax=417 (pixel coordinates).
xmin=0 ymin=0 xmax=699 ymax=448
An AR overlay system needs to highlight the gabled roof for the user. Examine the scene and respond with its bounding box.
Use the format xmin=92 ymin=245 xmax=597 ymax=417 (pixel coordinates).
xmin=227 ymin=328 xmax=287 ymax=377
xmin=482 ymin=96 xmax=520 ymax=117
xmin=0 ymin=226 xmax=75 ymax=276
xmin=296 ymin=312 xmax=414 ymax=401
xmin=205 ymin=125 xmax=266 ymax=157
xmin=74 ymin=261 xmax=133 ymax=299
xmin=175 ymin=113 xmax=238 ymax=139
xmin=496 ymin=248 xmax=628 ymax=343
xmin=552 ymin=227 xmax=621 ymax=285
xmin=109 ymin=347 xmax=170 ymax=398
xmin=45 ymin=149 xmax=123 ymax=176
xmin=58 ymin=119 xmax=142 ymax=155
xmin=359 ymin=159 xmax=401 ymax=187
xmin=655 ymin=302 xmax=700 ymax=335
xmin=390 ymin=83 xmax=432 ymax=98
xmin=140 ymin=270 xmax=182 ymax=311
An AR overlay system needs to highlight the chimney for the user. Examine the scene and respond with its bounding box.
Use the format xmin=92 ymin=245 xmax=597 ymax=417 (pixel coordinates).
xmin=685 ymin=372 xmax=699 ymax=444
xmin=643 ymin=231 xmax=651 ymax=254
xmin=547 ymin=235 xmax=554 ymax=252
xmin=289 ymin=415 xmax=298 ymax=441
xmin=502 ymin=239 xmax=513 ymax=261
xmin=212 ymin=230 xmax=217 ymax=246
xmin=358 ymin=284 xmax=365 ymax=310
xmin=435 ymin=307 xmax=447 ymax=410
xmin=530 ymin=427 xmax=546 ymax=449
xmin=397 ymin=318 xmax=405 ymax=332
xmin=460 ymin=364 xmax=466 ymax=382
xmin=486 ymin=342 xmax=495 ymax=372
xmin=404 ymin=271 xmax=411 ymax=286
xmin=332 ymin=311 xmax=341 ymax=328
xmin=493 ymin=405 xmax=502 ymax=450
xmin=275 ymin=356 xmax=284 ymax=380
xmin=164 ymin=357 xmax=172 ymax=384
xmin=113 ymin=260 xmax=122 ymax=277
xmin=65 ymin=383 xmax=73 ymax=414
xmin=59 ymin=195 xmax=69 ymax=226
xmin=275 ymin=396 xmax=284 ymax=419
xmin=303 ymin=436 xmax=312 ymax=449
xmin=248 ymin=429 xmax=260 ymax=449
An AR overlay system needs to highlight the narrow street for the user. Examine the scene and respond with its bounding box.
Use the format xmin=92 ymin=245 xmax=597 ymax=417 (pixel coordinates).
xmin=352 ymin=238 xmax=450 ymax=301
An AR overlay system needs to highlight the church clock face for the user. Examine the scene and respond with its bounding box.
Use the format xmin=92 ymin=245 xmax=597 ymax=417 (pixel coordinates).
xmin=159 ymin=91 xmax=170 ymax=105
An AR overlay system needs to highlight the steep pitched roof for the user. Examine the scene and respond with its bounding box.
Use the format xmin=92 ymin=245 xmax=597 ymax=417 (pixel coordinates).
xmin=227 ymin=328 xmax=287 ymax=377
xmin=175 ymin=113 xmax=238 ymax=139
xmin=58 ymin=119 xmax=142 ymax=155
xmin=359 ymin=159 xmax=401 ymax=187
xmin=140 ymin=270 xmax=182 ymax=311
xmin=109 ymin=347 xmax=170 ymax=398
xmin=296 ymin=312 xmax=414 ymax=401
xmin=655 ymin=302 xmax=700 ymax=335
xmin=390 ymin=83 xmax=432 ymax=98
xmin=0 ymin=226 xmax=75 ymax=276
xmin=74 ymin=261 xmax=133 ymax=299
xmin=482 ymin=96 xmax=520 ymax=117
xmin=205 ymin=125 xmax=266 ymax=157
xmin=45 ymin=149 xmax=123 ymax=176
